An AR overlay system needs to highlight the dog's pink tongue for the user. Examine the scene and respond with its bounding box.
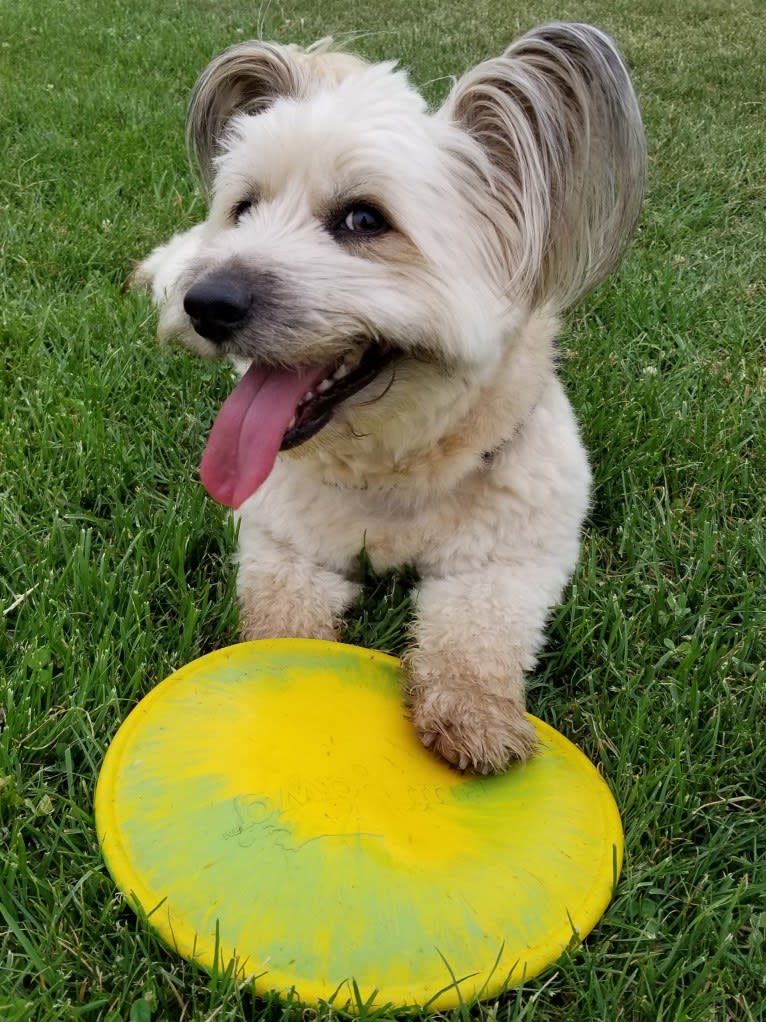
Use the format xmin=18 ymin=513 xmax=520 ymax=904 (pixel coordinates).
xmin=200 ymin=361 xmax=324 ymax=509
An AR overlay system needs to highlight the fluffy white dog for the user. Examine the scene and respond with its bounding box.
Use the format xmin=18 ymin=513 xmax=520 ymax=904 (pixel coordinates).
xmin=137 ymin=23 xmax=645 ymax=773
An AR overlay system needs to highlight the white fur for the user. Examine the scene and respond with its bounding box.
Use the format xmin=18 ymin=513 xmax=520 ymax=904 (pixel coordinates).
xmin=137 ymin=25 xmax=645 ymax=772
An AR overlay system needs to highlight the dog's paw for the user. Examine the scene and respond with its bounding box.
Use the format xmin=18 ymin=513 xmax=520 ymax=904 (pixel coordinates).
xmin=240 ymin=611 xmax=339 ymax=643
xmin=238 ymin=575 xmax=343 ymax=642
xmin=406 ymin=661 xmax=536 ymax=774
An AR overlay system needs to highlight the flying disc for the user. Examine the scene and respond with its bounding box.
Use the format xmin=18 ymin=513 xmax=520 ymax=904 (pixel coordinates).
xmin=95 ymin=640 xmax=622 ymax=1008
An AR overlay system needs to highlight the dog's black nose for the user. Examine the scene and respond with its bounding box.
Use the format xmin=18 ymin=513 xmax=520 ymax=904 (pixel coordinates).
xmin=183 ymin=276 xmax=252 ymax=343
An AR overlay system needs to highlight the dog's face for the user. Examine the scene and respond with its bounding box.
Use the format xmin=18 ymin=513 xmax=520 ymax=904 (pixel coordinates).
xmin=138 ymin=27 xmax=644 ymax=507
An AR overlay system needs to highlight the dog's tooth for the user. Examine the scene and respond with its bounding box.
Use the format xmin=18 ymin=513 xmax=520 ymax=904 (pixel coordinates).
xmin=317 ymin=378 xmax=333 ymax=393
xmin=287 ymin=416 xmax=296 ymax=429
xmin=333 ymin=364 xmax=349 ymax=381
xmin=303 ymin=390 xmax=315 ymax=403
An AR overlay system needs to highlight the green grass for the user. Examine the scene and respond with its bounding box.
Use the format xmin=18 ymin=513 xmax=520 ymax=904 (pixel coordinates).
xmin=1 ymin=0 xmax=764 ymax=1019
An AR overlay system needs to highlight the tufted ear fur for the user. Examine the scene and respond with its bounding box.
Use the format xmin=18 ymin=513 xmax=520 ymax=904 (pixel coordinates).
xmin=186 ymin=40 xmax=368 ymax=189
xmin=442 ymin=22 xmax=646 ymax=311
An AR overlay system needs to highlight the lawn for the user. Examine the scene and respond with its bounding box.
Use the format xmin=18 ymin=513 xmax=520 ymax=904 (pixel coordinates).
xmin=1 ymin=0 xmax=764 ymax=1020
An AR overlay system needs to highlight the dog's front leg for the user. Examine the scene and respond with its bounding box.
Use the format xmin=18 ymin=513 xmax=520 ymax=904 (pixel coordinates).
xmin=236 ymin=535 xmax=359 ymax=642
xmin=405 ymin=567 xmax=554 ymax=774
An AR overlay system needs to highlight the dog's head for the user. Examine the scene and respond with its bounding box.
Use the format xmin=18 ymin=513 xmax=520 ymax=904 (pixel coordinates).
xmin=137 ymin=26 xmax=645 ymax=507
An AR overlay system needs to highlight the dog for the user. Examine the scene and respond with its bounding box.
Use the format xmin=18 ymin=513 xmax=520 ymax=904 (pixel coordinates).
xmin=135 ymin=23 xmax=645 ymax=774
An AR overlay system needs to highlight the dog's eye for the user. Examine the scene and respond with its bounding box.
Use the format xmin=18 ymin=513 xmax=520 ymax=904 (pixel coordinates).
xmin=232 ymin=199 xmax=253 ymax=224
xmin=339 ymin=204 xmax=388 ymax=236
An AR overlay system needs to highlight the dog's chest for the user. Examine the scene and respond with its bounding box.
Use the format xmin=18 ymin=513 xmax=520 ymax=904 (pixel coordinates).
xmin=239 ymin=460 xmax=513 ymax=576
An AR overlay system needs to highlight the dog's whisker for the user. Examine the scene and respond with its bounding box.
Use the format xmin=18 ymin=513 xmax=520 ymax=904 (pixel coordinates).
xmin=356 ymin=362 xmax=397 ymax=408
xmin=347 ymin=425 xmax=371 ymax=440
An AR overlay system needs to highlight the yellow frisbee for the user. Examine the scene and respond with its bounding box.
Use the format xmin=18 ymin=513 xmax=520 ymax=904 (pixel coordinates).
xmin=95 ymin=640 xmax=622 ymax=1008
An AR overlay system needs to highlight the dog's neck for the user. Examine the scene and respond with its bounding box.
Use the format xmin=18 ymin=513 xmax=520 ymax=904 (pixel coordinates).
xmin=283 ymin=311 xmax=560 ymax=503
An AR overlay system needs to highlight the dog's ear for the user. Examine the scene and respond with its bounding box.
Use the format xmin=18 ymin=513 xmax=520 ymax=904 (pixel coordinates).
xmin=187 ymin=42 xmax=308 ymax=189
xmin=187 ymin=40 xmax=369 ymax=190
xmin=443 ymin=23 xmax=646 ymax=310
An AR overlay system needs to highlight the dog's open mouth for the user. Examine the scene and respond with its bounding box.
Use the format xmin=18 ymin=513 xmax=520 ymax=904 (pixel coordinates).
xmin=200 ymin=342 xmax=397 ymax=508
xmin=281 ymin=343 xmax=397 ymax=451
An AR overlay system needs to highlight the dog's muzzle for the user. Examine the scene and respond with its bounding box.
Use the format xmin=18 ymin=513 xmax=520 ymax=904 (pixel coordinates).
xmin=183 ymin=275 xmax=252 ymax=344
